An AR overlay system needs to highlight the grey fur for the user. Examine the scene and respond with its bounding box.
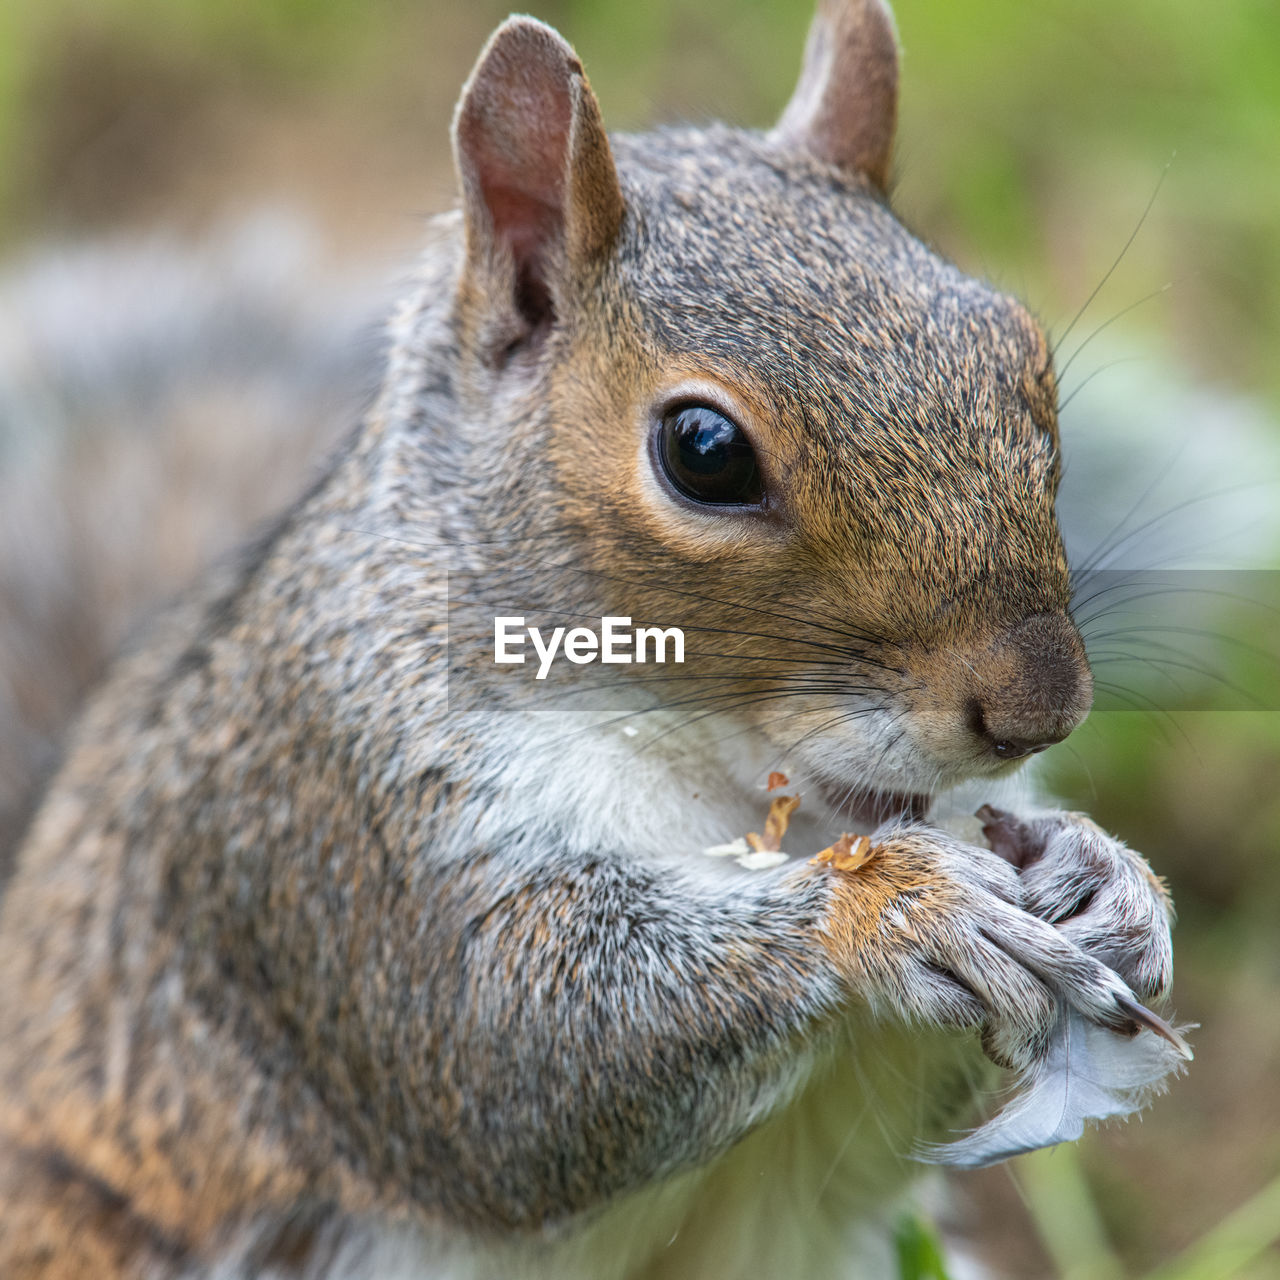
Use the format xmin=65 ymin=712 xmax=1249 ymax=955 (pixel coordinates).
xmin=0 ymin=9 xmax=1177 ymax=1277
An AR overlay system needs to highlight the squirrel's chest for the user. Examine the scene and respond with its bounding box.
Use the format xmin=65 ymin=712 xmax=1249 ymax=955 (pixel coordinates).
xmin=605 ymin=1024 xmax=987 ymax=1280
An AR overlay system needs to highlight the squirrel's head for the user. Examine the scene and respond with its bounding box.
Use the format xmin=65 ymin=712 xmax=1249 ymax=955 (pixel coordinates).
xmin=435 ymin=0 xmax=1092 ymax=822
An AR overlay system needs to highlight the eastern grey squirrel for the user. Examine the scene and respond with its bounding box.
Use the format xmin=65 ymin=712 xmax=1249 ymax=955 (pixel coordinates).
xmin=0 ymin=2 xmax=1185 ymax=1276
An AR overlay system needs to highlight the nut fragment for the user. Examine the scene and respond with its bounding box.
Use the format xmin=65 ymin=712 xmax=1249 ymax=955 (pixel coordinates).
xmin=811 ymin=832 xmax=875 ymax=873
xmin=746 ymin=794 xmax=801 ymax=853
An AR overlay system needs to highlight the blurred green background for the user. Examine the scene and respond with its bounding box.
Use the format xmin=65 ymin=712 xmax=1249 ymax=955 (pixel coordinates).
xmin=1 ymin=1 xmax=1277 ymax=1275
xmin=3 ymin=0 xmax=1279 ymax=400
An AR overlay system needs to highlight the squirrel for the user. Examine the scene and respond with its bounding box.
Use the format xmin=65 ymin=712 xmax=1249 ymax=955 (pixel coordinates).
xmin=0 ymin=2 xmax=1180 ymax=1277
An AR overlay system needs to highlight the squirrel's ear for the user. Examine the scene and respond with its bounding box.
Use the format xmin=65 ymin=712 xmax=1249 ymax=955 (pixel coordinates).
xmin=770 ymin=0 xmax=899 ymax=191
xmin=452 ymin=17 xmax=624 ymax=349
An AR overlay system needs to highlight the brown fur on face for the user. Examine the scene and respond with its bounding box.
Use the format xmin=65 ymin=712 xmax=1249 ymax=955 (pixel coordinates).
xmin=449 ymin=124 xmax=1087 ymax=797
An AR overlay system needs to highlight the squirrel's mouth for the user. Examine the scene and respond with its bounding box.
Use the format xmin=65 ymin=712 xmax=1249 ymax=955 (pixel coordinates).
xmin=820 ymin=783 xmax=931 ymax=831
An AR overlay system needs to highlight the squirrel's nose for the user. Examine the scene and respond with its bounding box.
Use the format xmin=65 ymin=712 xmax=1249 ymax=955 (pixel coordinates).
xmin=965 ymin=699 xmax=1071 ymax=760
xmin=965 ymin=613 xmax=1093 ymax=762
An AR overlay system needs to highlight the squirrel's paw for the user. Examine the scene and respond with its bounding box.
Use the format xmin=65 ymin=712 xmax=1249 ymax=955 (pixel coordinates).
xmin=817 ymin=828 xmax=1141 ymax=1072
xmin=977 ymin=806 xmax=1174 ymax=1003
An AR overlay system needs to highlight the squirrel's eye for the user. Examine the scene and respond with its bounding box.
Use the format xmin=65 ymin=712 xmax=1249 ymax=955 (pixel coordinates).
xmin=656 ymin=405 xmax=764 ymax=507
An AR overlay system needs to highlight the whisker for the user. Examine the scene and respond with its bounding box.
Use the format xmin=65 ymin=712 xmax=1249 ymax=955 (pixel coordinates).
xmin=1071 ymin=443 xmax=1193 ymax=578
xmin=1050 ymin=158 xmax=1172 ymax=359
xmin=1056 ymin=283 xmax=1173 ymax=388
xmin=348 ymin=522 xmax=904 ymax=653
xmin=632 ymin=690 xmax=873 ymax=755
xmin=1073 ymin=479 xmax=1271 ymax=579
xmin=1084 ymin=622 xmax=1278 ymax=667
xmin=1057 ymin=355 xmax=1145 ymax=413
xmin=443 ymin=593 xmax=889 ymax=666
xmin=679 ymin=701 xmax=890 ymax=764
xmin=1090 ymin=680 xmax=1186 ymax=747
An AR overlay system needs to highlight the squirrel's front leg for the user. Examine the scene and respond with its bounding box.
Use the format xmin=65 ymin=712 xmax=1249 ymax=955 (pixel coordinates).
xmin=427 ymin=839 xmax=1142 ymax=1231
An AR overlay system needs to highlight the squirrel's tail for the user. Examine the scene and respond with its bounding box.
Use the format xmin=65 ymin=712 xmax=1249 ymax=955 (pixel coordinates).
xmin=0 ymin=210 xmax=388 ymax=880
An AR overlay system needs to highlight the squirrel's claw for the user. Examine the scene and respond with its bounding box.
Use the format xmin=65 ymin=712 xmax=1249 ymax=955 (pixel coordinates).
xmin=1114 ymin=992 xmax=1194 ymax=1060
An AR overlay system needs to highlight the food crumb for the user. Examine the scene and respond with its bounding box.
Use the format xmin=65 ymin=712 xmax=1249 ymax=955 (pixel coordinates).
xmin=703 ymin=837 xmax=751 ymax=858
xmin=811 ymin=833 xmax=875 ymax=873
xmin=735 ymin=850 xmax=789 ymax=871
xmin=746 ymin=794 xmax=801 ymax=853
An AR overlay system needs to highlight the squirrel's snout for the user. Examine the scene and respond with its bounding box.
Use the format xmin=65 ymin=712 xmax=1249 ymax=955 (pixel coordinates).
xmin=905 ymin=612 xmax=1093 ymax=773
xmin=963 ymin=613 xmax=1094 ymax=763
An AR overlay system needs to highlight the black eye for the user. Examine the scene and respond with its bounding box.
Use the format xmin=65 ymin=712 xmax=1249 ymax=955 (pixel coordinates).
xmin=656 ymin=404 xmax=764 ymax=507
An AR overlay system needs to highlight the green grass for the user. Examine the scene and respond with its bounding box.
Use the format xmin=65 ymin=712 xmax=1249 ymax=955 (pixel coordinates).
xmin=1016 ymin=1146 xmax=1280 ymax=1280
